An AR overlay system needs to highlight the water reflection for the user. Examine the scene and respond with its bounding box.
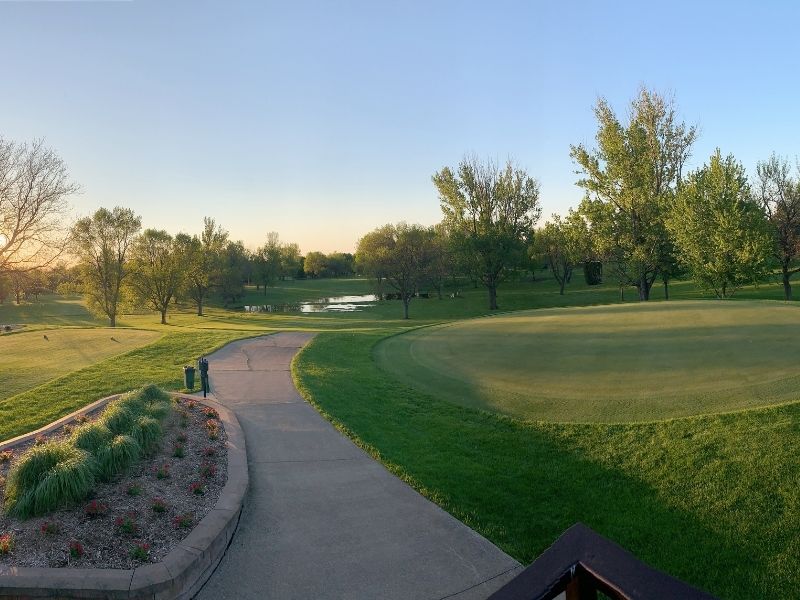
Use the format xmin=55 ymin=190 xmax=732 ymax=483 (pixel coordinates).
xmin=244 ymin=294 xmax=378 ymax=314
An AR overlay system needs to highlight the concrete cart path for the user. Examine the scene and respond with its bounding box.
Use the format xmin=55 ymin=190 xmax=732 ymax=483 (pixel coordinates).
xmin=196 ymin=333 xmax=522 ymax=600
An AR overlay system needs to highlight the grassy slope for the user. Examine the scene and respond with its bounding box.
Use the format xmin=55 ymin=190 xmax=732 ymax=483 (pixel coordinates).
xmin=295 ymin=331 xmax=800 ymax=599
xmin=0 ymin=328 xmax=161 ymax=401
xmin=375 ymin=301 xmax=800 ymax=422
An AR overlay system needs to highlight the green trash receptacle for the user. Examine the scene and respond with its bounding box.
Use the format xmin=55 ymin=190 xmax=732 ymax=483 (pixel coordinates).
xmin=183 ymin=365 xmax=196 ymax=390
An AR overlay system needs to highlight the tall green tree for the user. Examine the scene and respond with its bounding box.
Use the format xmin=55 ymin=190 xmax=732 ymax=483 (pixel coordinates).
xmin=71 ymin=207 xmax=141 ymax=327
xmin=355 ymin=224 xmax=394 ymax=298
xmin=534 ymin=211 xmax=590 ymax=295
xmin=754 ymin=154 xmax=800 ymax=300
xmin=355 ymin=223 xmax=436 ymax=319
xmin=572 ymin=87 xmax=697 ymax=300
xmin=255 ymin=231 xmax=282 ymax=295
xmin=179 ymin=218 xmax=228 ymax=316
xmin=668 ymin=150 xmax=772 ymax=298
xmin=280 ymin=243 xmax=301 ymax=280
xmin=218 ymin=240 xmax=248 ymax=307
xmin=433 ymin=156 xmax=541 ymax=310
xmin=129 ymin=229 xmax=186 ymax=324
xmin=304 ymin=251 xmax=327 ymax=278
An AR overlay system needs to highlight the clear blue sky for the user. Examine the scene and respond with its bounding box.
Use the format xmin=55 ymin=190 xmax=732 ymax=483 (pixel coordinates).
xmin=2 ymin=0 xmax=798 ymax=254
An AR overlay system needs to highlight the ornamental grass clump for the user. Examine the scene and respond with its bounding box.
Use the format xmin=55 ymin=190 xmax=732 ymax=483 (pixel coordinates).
xmin=3 ymin=441 xmax=95 ymax=519
xmin=3 ymin=385 xmax=173 ymax=519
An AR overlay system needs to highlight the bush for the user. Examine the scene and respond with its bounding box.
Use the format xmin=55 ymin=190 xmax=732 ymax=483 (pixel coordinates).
xmin=94 ymin=435 xmax=140 ymax=482
xmin=71 ymin=422 xmax=113 ymax=454
xmin=99 ymin=403 xmax=136 ymax=436
xmin=4 ymin=442 xmax=95 ymax=518
xmin=130 ymin=416 xmax=162 ymax=456
xmin=583 ymin=261 xmax=603 ymax=285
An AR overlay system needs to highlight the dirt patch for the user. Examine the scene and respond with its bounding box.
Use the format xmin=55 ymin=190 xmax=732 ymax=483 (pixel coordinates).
xmin=0 ymin=397 xmax=227 ymax=569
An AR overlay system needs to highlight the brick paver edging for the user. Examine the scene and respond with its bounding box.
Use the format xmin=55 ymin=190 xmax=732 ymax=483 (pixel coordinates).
xmin=0 ymin=392 xmax=248 ymax=600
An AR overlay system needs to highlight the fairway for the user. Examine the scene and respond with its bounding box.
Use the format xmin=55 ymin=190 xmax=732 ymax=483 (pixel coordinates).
xmin=1 ymin=328 xmax=161 ymax=401
xmin=375 ymin=300 xmax=800 ymax=422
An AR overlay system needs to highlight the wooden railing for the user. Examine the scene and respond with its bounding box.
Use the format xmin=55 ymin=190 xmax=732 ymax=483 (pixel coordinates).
xmin=487 ymin=523 xmax=719 ymax=600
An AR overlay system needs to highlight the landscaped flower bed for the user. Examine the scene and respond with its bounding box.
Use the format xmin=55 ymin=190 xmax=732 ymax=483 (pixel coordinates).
xmin=0 ymin=386 xmax=227 ymax=569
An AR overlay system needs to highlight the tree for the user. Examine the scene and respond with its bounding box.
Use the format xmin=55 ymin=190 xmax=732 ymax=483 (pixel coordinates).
xmin=433 ymin=156 xmax=541 ymax=310
xmin=668 ymin=150 xmax=772 ymax=298
xmin=754 ymin=154 xmax=800 ymax=300
xmin=356 ymin=223 xmax=436 ymax=319
xmin=355 ymin=225 xmax=394 ymax=298
xmin=71 ymin=207 xmax=142 ymax=327
xmin=218 ymin=241 xmax=248 ymax=307
xmin=0 ymin=138 xmax=78 ymax=275
xmin=128 ymin=229 xmax=185 ymax=324
xmin=571 ymin=87 xmax=697 ymax=300
xmin=254 ymin=232 xmax=282 ymax=294
xmin=178 ymin=218 xmax=229 ymax=316
xmin=534 ymin=211 xmax=590 ymax=295
xmin=280 ymin=243 xmax=301 ymax=280
xmin=304 ymin=251 xmax=327 ymax=278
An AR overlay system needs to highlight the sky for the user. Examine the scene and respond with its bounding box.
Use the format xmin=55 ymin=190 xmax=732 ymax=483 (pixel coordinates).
xmin=2 ymin=0 xmax=800 ymax=254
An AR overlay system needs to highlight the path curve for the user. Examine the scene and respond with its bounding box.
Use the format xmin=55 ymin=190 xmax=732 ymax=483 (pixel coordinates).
xmin=197 ymin=333 xmax=521 ymax=600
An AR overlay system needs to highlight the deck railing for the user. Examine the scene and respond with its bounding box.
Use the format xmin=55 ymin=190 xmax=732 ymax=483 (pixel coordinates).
xmin=487 ymin=523 xmax=718 ymax=600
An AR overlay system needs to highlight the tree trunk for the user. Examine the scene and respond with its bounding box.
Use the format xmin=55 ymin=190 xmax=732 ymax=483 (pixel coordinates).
xmin=782 ymin=266 xmax=792 ymax=301
xmin=619 ymin=285 xmax=624 ymax=301
xmin=160 ymin=309 xmax=167 ymax=325
xmin=110 ymin=313 xmax=116 ymax=328
xmin=197 ymin=299 xmax=203 ymax=316
xmin=559 ymin=277 xmax=566 ymax=295
xmin=663 ymin=276 xmax=669 ymax=300
xmin=402 ymin=296 xmax=410 ymax=319
xmin=638 ymin=274 xmax=651 ymax=301
xmin=488 ymin=284 xmax=498 ymax=310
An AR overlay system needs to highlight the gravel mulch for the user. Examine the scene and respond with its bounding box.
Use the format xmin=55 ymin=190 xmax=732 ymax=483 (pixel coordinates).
xmin=0 ymin=397 xmax=228 ymax=569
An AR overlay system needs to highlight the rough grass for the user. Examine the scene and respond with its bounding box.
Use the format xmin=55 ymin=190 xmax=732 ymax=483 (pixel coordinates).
xmin=376 ymin=300 xmax=800 ymax=422
xmin=294 ymin=331 xmax=800 ymax=600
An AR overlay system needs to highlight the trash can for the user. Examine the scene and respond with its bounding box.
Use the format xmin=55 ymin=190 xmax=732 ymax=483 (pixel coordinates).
xmin=183 ymin=365 xmax=196 ymax=390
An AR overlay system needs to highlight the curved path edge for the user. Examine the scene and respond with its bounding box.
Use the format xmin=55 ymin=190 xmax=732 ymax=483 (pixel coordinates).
xmin=0 ymin=393 xmax=248 ymax=600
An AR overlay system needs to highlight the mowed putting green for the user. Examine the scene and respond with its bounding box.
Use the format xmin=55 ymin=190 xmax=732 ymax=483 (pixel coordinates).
xmin=1 ymin=328 xmax=161 ymax=401
xmin=375 ymin=300 xmax=800 ymax=422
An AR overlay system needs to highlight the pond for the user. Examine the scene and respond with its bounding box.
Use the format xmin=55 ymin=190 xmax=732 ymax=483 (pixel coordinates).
xmin=244 ymin=294 xmax=378 ymax=314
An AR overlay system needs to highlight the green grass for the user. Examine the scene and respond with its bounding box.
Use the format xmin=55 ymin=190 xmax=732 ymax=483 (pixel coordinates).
xmin=376 ymin=300 xmax=800 ymax=422
xmin=294 ymin=330 xmax=800 ymax=600
xmin=0 ymin=328 xmax=160 ymax=401
xmin=0 ymin=329 xmax=253 ymax=441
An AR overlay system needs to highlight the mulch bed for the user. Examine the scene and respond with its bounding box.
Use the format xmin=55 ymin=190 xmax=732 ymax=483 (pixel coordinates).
xmin=0 ymin=397 xmax=228 ymax=569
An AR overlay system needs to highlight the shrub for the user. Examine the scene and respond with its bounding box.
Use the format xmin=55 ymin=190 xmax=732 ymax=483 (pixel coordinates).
xmin=130 ymin=541 xmax=150 ymax=561
xmin=40 ymin=521 xmax=60 ymax=535
xmin=69 ymin=540 xmax=84 ymax=558
xmin=176 ymin=432 xmax=187 ymax=443
xmin=201 ymin=406 xmax=219 ymax=420
xmin=0 ymin=533 xmax=14 ymax=554
xmin=151 ymin=497 xmax=167 ymax=513
xmin=138 ymin=384 xmax=169 ymax=403
xmin=203 ymin=446 xmax=216 ymax=457
xmin=154 ymin=463 xmax=170 ymax=479
xmin=173 ymin=513 xmax=193 ymax=529
xmin=75 ymin=415 xmax=90 ymax=425
xmin=115 ymin=513 xmax=137 ymax=536
xmin=71 ymin=422 xmax=113 ymax=454
xmin=85 ymin=500 xmax=107 ymax=518
xmin=4 ymin=441 xmax=94 ymax=518
xmin=186 ymin=400 xmax=197 ymax=410
xmin=30 ymin=453 xmax=95 ymax=516
xmin=130 ymin=416 xmax=162 ymax=456
xmin=99 ymin=403 xmax=136 ymax=436
xmin=0 ymin=450 xmax=13 ymax=463
xmin=94 ymin=435 xmax=140 ymax=482
xmin=199 ymin=462 xmax=216 ymax=478
xmin=189 ymin=482 xmax=205 ymax=495
xmin=127 ymin=483 xmax=142 ymax=496
xmin=173 ymin=444 xmax=185 ymax=458
xmin=33 ymin=434 xmax=47 ymax=446
xmin=62 ymin=423 xmax=74 ymax=435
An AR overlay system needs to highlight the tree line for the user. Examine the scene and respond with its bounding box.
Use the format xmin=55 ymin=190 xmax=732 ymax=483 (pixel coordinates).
xmin=356 ymin=87 xmax=800 ymax=317
xmin=4 ymin=86 xmax=800 ymax=320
